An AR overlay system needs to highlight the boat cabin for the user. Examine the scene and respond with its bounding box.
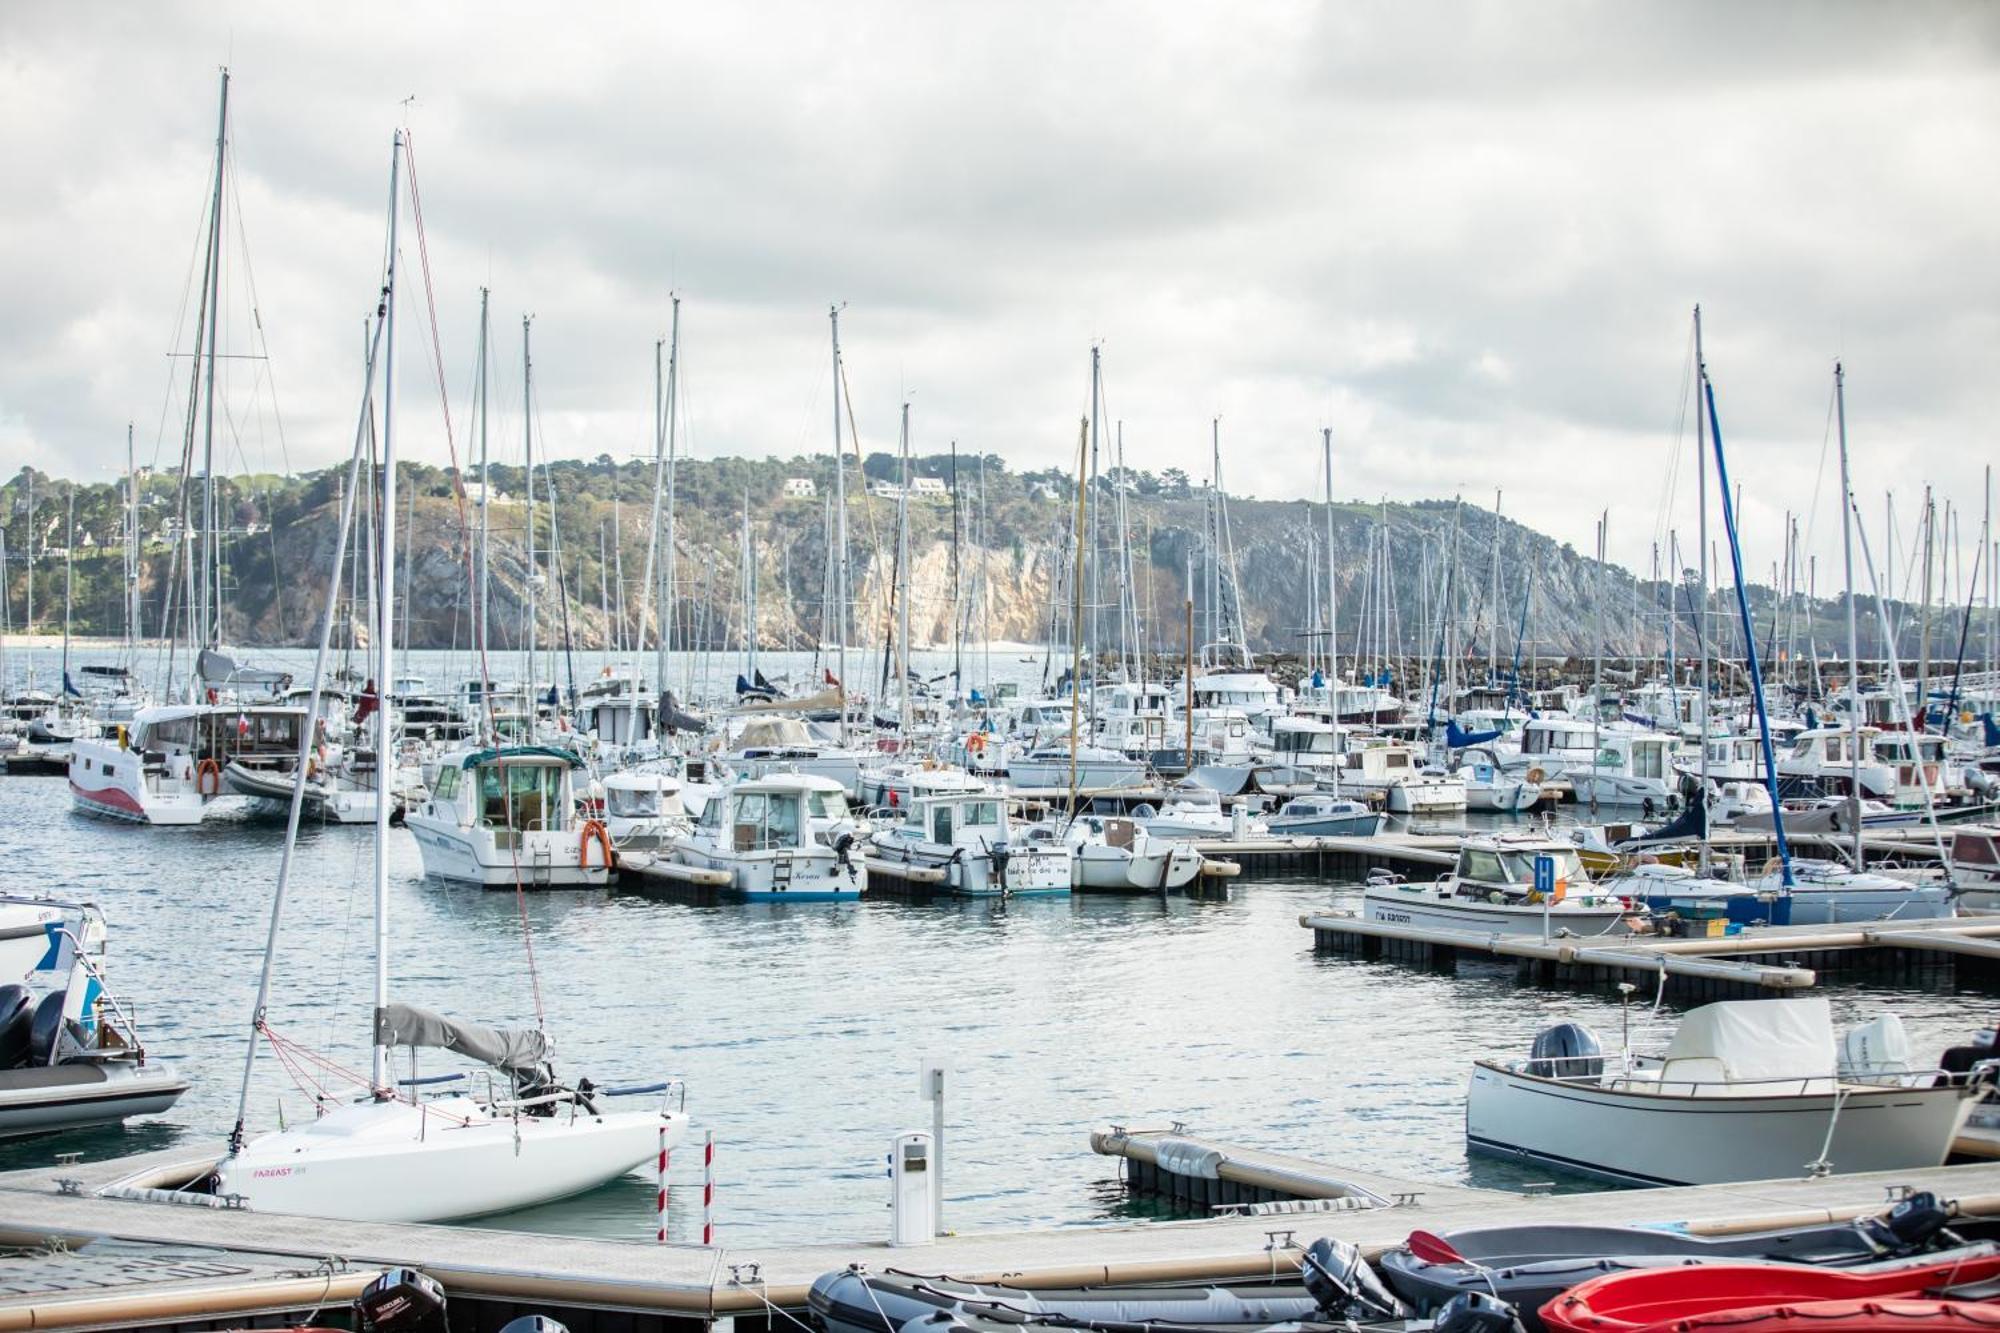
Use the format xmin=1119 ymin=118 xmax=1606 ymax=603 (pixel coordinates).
xmin=1453 ymin=837 xmax=1593 ymax=893
xmin=129 ymin=705 xmax=306 ymax=770
xmin=429 ymin=747 xmax=582 ymax=834
xmin=1268 ymin=716 xmax=1343 ymax=766
xmin=896 ymin=792 xmax=1010 ymax=852
xmin=694 ymin=775 xmax=849 ymax=852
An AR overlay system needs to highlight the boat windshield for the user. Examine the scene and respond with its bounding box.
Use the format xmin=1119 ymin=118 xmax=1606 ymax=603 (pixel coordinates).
xmin=606 ymin=786 xmax=663 ymax=818
xmin=477 ymin=761 xmax=565 ymax=831
xmin=808 ymin=789 xmax=849 ymax=819
xmin=1495 ymin=848 xmax=1588 ymax=886
xmin=730 ymin=791 xmax=802 ymax=850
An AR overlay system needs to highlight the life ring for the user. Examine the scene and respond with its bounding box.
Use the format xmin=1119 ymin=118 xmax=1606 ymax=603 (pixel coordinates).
xmin=1525 ymin=766 xmax=1546 ymax=785
xmin=580 ymin=818 xmax=613 ymax=870
xmin=967 ymin=732 xmax=987 ymax=755
xmin=196 ymin=758 xmax=223 ymax=797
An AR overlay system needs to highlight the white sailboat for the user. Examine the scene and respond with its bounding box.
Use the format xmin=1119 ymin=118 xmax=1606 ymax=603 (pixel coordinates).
xmin=199 ymin=133 xmax=684 ymax=1222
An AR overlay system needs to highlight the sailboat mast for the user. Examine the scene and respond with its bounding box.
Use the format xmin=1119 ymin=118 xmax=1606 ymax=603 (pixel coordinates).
xmin=126 ymin=423 xmax=141 ymax=653
xmin=830 ymin=306 xmax=849 ymax=741
xmin=1693 ymin=305 xmax=1712 ymax=871
xmin=896 ymin=402 xmax=912 ymax=740
xmin=371 ymin=129 xmax=404 ymax=1092
xmin=475 ymin=287 xmax=491 ymax=736
xmin=659 ymin=297 xmax=680 ymax=702
xmin=62 ymin=487 xmax=73 ymax=692
xmin=198 ymin=68 xmax=230 ymax=649
xmin=1835 ymin=363 xmax=1863 ymax=869
xmin=1323 ymin=429 xmax=1337 ymax=687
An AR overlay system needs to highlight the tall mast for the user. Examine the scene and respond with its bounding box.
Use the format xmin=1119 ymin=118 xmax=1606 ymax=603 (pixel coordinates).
xmin=1208 ymin=419 xmax=1221 ymax=647
xmin=475 ymin=288 xmax=491 ymax=733
xmin=659 ymin=297 xmax=680 ymax=701
xmin=195 ymin=69 xmax=231 ymax=649
xmin=950 ymin=442 xmax=961 ymax=703
xmin=1088 ymin=346 xmax=1102 ymax=694
xmin=1323 ymin=429 xmax=1338 ymax=687
xmin=896 ymin=402 xmax=912 ymax=740
xmin=1835 ymin=363 xmax=1864 ymax=869
xmin=522 ymin=315 xmax=536 ymax=696
xmin=371 ymin=129 xmax=403 ymax=1091
xmin=1693 ymin=305 xmax=1712 ymax=871
xmin=1489 ymin=489 xmax=1502 ymax=680
xmin=830 ymin=305 xmax=848 ymax=741
xmin=743 ymin=496 xmax=758 ymax=685
xmin=126 ymin=422 xmax=141 ymax=653
xmin=61 ymin=487 xmax=73 ymax=692
xmin=1918 ymin=486 xmax=1935 ymax=727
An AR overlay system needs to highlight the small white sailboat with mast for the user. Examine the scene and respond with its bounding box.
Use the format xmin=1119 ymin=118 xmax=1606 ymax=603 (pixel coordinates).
xmin=156 ymin=134 xmax=685 ymax=1222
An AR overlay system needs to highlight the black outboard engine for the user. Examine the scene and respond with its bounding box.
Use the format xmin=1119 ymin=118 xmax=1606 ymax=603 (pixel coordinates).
xmin=355 ymin=1267 xmax=448 ymax=1333
xmin=989 ymin=841 xmax=1012 ymax=887
xmin=1526 ymin=1022 xmax=1603 ymax=1081
xmin=1302 ymin=1237 xmax=1406 ymax=1321
xmin=834 ymin=831 xmax=856 ymax=869
xmin=1432 ymin=1291 xmax=1525 ymax=1333
xmin=1861 ymin=1190 xmax=1956 ymax=1255
xmin=0 ymin=985 xmax=32 ymax=1069
xmin=27 ymin=989 xmax=68 ymax=1066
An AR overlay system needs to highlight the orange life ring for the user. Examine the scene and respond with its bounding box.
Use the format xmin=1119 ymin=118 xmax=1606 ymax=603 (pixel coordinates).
xmin=580 ymin=818 xmax=613 ymax=870
xmin=196 ymin=758 xmax=223 ymax=796
xmin=967 ymin=731 xmax=987 ymax=755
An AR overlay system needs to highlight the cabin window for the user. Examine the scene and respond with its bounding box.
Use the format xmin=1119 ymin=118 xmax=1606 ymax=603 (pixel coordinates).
xmin=1824 ymin=738 xmax=1844 ymax=762
xmin=808 ymin=790 xmax=849 ymax=819
xmin=963 ymin=800 xmax=1001 ymax=828
xmin=1633 ymin=745 xmax=1664 ymax=779
xmin=1459 ymin=850 xmax=1506 ymax=881
xmin=1955 ymin=836 xmax=1998 ymax=866
xmin=480 ymin=762 xmax=563 ymax=830
xmin=931 ymin=806 xmax=954 ymax=843
xmin=434 ymin=767 xmax=459 ymax=801
xmin=607 ymin=785 xmax=660 ymax=818
xmin=1383 ymin=752 xmax=1408 ymax=770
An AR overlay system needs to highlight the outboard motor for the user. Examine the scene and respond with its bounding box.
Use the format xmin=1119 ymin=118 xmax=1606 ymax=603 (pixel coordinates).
xmin=1526 ymin=1022 xmax=1603 ymax=1081
xmin=989 ymin=841 xmax=1012 ymax=888
xmin=1432 ymin=1291 xmax=1525 ymax=1333
xmin=0 ymin=985 xmax=32 ymax=1069
xmin=355 ymin=1267 xmax=448 ymax=1333
xmin=1302 ymin=1236 xmax=1406 ymax=1321
xmin=833 ymin=831 xmax=856 ymax=869
xmin=27 ymin=989 xmax=68 ymax=1066
xmin=1861 ymin=1190 xmax=1956 ymax=1256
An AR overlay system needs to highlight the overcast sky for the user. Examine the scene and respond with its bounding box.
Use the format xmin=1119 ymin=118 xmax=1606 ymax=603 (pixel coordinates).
xmin=2 ymin=2 xmax=1995 ymax=590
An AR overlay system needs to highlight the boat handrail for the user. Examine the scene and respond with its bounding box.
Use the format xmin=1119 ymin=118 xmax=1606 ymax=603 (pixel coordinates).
xmin=1505 ymin=1052 xmax=1973 ymax=1096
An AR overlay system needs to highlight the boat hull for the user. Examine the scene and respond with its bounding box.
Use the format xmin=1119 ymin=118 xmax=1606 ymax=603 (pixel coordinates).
xmin=671 ymin=844 xmax=865 ymax=900
xmin=1466 ymin=1060 xmax=1977 ymax=1186
xmin=1363 ymin=886 xmax=1636 ymax=937
xmin=403 ymin=815 xmax=613 ymax=889
xmin=0 ymin=1061 xmax=189 ymax=1138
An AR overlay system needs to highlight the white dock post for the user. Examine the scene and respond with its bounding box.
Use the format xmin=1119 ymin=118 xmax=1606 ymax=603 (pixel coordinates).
xmin=921 ymin=1058 xmax=948 ymax=1235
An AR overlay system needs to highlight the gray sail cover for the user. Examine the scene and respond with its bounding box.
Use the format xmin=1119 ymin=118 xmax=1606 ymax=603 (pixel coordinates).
xmin=373 ymin=1003 xmax=547 ymax=1071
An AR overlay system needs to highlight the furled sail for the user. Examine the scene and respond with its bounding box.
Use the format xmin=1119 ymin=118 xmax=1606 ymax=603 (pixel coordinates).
xmin=373 ymin=1003 xmax=546 ymax=1071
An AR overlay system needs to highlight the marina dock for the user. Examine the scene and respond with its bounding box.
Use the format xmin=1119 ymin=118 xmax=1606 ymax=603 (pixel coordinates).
xmin=1304 ymin=910 xmax=2000 ymax=997
xmin=1 ymin=1141 xmax=1996 ymax=1331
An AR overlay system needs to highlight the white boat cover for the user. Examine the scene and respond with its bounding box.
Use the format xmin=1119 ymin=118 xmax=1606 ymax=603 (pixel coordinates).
xmin=733 ymin=717 xmax=816 ymax=747
xmin=373 ymin=1003 xmax=547 ymax=1071
xmin=1660 ymin=998 xmax=1836 ymax=1095
xmin=734 ymin=689 xmax=841 ymax=718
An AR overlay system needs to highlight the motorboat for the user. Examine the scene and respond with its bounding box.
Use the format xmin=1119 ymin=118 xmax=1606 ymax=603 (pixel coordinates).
xmin=1338 ymin=740 xmax=1466 ymax=814
xmin=859 ymin=760 xmax=988 ymax=811
xmin=1562 ymin=729 xmax=1680 ymax=813
xmin=223 ymin=740 xmax=419 ymax=825
xmin=1380 ymin=1190 xmax=1980 ymax=1322
xmin=1266 ymin=793 xmax=1384 ymax=838
xmin=661 ymin=773 xmax=865 ymax=900
xmin=1539 ymin=1249 xmax=2000 ymax=1333
xmin=1947 ymin=826 xmax=2000 ymax=910
xmin=1741 ymin=858 xmax=1955 ymax=923
xmin=1466 ymin=999 xmax=1986 ymax=1186
xmin=1056 ymin=814 xmax=1202 ymax=891
xmin=596 ymin=769 xmax=691 ymax=851
xmin=1263 ymin=715 xmax=1345 ymax=783
xmin=1777 ymin=726 xmax=1895 ymax=802
xmin=1363 ymin=835 xmax=1640 ymax=937
xmin=1135 ymin=784 xmax=1267 ymax=840
xmin=0 ymin=903 xmax=188 ymax=1138
xmin=869 ymin=791 xmax=1070 ymax=896
xmin=403 ymin=745 xmax=616 ymax=889
xmin=1456 ymin=751 xmax=1540 ymax=813
xmin=67 ymin=704 xmax=307 ymax=825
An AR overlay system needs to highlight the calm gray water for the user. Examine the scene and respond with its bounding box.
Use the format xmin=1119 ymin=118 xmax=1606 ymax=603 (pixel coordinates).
xmin=0 ymin=646 xmax=1981 ymax=1244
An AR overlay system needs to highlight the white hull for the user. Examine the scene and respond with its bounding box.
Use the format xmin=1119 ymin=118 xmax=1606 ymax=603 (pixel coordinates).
xmin=671 ymin=843 xmax=865 ymax=900
xmin=868 ymin=838 xmax=1071 ymax=896
xmin=68 ymin=739 xmax=213 ymax=825
xmin=404 ymin=815 xmax=612 ymax=889
xmin=1005 ymin=759 xmax=1147 ymax=790
xmin=215 ymin=1097 xmax=682 ymax=1222
xmin=1071 ymin=842 xmax=1202 ymax=891
xmin=1465 ymin=781 xmax=1541 ymax=813
xmin=1566 ymin=770 xmax=1675 ymax=809
xmin=1363 ymin=885 xmax=1634 ymax=937
xmin=1353 ymin=777 xmax=1467 ymax=814
xmin=1466 ymin=1060 xmax=1977 ymax=1186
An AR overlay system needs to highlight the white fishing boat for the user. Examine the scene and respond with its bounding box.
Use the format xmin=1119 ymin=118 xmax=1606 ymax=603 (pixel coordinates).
xmin=1777 ymin=726 xmax=1895 ymax=802
xmin=595 ymin=769 xmax=690 ymax=851
xmin=1004 ymin=742 xmax=1147 ymax=791
xmin=1338 ymin=740 xmax=1466 ymax=813
xmin=1456 ymin=751 xmax=1540 ymax=813
xmin=1363 ymin=835 xmax=1640 ymax=936
xmin=1135 ymin=784 xmax=1268 ymax=840
xmin=0 ymin=901 xmax=187 ymax=1138
xmin=663 ymin=773 xmax=865 ymax=900
xmin=1466 ymin=998 xmax=1984 ymax=1186
xmin=405 ymin=745 xmax=615 ymax=889
xmin=1265 ymin=794 xmax=1383 ymax=838
xmin=1560 ymin=726 xmax=1680 ymax=812
xmin=1057 ymin=814 xmax=1202 ymax=891
xmin=869 ymin=791 xmax=1070 ymax=895
xmin=67 ymin=705 xmax=307 ymax=825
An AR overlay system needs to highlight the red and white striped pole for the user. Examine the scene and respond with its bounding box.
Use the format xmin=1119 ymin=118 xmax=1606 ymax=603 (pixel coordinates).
xmin=702 ymin=1130 xmax=715 ymax=1246
xmin=656 ymin=1124 xmax=671 ymax=1243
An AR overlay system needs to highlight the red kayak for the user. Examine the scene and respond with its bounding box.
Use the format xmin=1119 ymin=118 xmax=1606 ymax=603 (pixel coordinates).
xmin=1540 ymin=1252 xmax=2000 ymax=1332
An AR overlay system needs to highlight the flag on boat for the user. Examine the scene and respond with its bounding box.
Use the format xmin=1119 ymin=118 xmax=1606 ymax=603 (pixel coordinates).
xmin=825 ymin=668 xmax=841 ymax=687
xmin=237 ymin=712 xmax=251 ymax=737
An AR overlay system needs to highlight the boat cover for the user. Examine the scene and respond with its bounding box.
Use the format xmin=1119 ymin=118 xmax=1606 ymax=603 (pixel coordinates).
xmin=733 ymin=717 xmax=816 ymax=747
xmin=373 ymin=1003 xmax=546 ymax=1071
xmin=1661 ymin=998 xmax=1835 ymax=1094
xmin=733 ymin=687 xmax=842 ymax=717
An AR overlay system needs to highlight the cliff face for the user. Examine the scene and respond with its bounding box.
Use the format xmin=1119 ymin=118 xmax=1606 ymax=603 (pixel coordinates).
xmin=0 ymin=457 xmax=1848 ymax=661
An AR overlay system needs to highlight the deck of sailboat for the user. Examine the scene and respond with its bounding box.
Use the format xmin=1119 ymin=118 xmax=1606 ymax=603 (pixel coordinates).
xmin=0 ymin=1141 xmax=1996 ymax=1329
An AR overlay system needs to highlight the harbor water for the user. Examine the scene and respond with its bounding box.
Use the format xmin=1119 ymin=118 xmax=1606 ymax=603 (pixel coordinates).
xmin=0 ymin=647 xmax=1980 ymax=1244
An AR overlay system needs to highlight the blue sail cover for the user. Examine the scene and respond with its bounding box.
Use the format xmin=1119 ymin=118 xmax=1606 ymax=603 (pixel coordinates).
xmin=1445 ymin=719 xmax=1503 ymax=748
xmin=1983 ymin=713 xmax=2000 ymax=748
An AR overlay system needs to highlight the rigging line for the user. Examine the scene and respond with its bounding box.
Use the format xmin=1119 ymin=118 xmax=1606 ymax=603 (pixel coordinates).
xmin=223 ymin=134 xmax=292 ymax=476
xmin=1650 ymin=315 xmax=1697 ymax=572
xmin=403 ymin=136 xmax=493 ymax=702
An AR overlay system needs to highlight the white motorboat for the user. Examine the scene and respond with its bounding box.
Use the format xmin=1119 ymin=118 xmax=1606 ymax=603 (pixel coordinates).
xmin=1455 ymin=751 xmax=1540 ymax=813
xmin=1362 ymin=835 xmax=1641 ymax=936
xmin=0 ymin=900 xmax=69 ymax=983
xmin=223 ymin=742 xmax=418 ymax=825
xmin=1741 ymin=858 xmax=1955 ymax=924
xmin=1338 ymin=740 xmax=1466 ymax=814
xmin=1057 ymin=814 xmax=1202 ymax=892
xmin=869 ymin=791 xmax=1071 ymax=896
xmin=1946 ymin=827 xmax=2000 ymax=911
xmin=596 ymin=769 xmax=691 ymax=851
xmin=1777 ymin=726 xmax=1896 ymax=802
xmin=404 ymin=745 xmax=615 ymax=889
xmin=1265 ymin=794 xmax=1384 ymax=838
xmin=0 ymin=902 xmax=188 ymax=1138
xmin=1135 ymin=784 xmax=1268 ymax=840
xmin=662 ymin=773 xmax=865 ymax=900
xmin=1466 ymin=999 xmax=1984 ymax=1186
xmin=67 ymin=705 xmax=307 ymax=825
xmin=860 ymin=761 xmax=988 ymax=811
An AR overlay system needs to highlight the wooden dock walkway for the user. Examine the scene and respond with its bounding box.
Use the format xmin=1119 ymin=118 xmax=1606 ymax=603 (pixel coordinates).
xmin=1304 ymin=910 xmax=2000 ymax=998
xmin=1 ymin=1139 xmax=1998 ymax=1331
